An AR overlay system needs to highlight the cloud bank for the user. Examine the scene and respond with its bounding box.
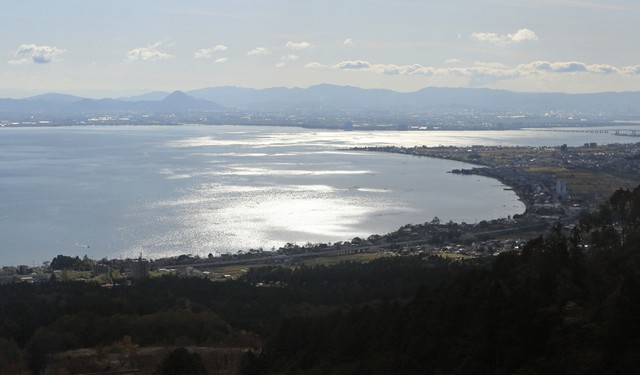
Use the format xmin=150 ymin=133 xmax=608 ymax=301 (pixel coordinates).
xmin=307 ymin=59 xmax=637 ymax=86
xmin=9 ymin=44 xmax=65 ymax=64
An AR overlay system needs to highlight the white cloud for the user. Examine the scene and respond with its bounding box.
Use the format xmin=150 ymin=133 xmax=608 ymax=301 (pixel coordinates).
xmin=509 ymin=28 xmax=539 ymax=42
xmin=282 ymin=54 xmax=299 ymax=61
xmin=437 ymin=61 xmax=620 ymax=86
xmin=470 ymin=32 xmax=504 ymax=45
xmin=343 ymin=38 xmax=354 ymax=46
xmin=374 ymin=64 xmax=435 ymax=76
xmin=586 ymin=64 xmax=619 ymax=74
xmin=126 ymin=42 xmax=173 ymax=61
xmin=448 ymin=61 xmax=618 ymax=82
xmin=516 ymin=61 xmax=618 ymax=74
xmin=445 ymin=58 xmax=461 ymax=64
xmin=285 ymin=41 xmax=311 ymax=50
xmin=332 ymin=60 xmax=435 ymax=76
xmin=10 ymin=44 xmax=65 ymax=64
xmin=8 ymin=58 xmax=29 ymax=65
xmin=275 ymin=62 xmax=286 ymax=68
xmin=622 ymin=65 xmax=640 ymax=75
xmin=214 ymin=57 xmax=228 ymax=64
xmin=194 ymin=44 xmax=228 ymax=59
xmin=305 ymin=62 xmax=327 ymax=69
xmin=471 ymin=28 xmax=539 ymax=46
xmin=247 ymin=47 xmax=269 ymax=56
xmin=447 ymin=65 xmax=520 ymax=85
xmin=334 ymin=60 xmax=371 ymax=70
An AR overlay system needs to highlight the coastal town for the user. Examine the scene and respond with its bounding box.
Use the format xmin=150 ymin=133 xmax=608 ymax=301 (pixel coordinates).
xmin=3 ymin=140 xmax=638 ymax=285
xmin=360 ymin=140 xmax=640 ymax=211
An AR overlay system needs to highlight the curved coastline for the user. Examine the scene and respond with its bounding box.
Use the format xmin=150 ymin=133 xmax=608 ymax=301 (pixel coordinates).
xmin=354 ymin=141 xmax=640 ymax=220
xmin=352 ymin=146 xmax=532 ymax=213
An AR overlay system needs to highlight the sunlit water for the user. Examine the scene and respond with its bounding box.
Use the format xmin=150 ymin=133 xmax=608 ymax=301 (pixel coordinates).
xmin=1 ymin=124 xmax=638 ymax=266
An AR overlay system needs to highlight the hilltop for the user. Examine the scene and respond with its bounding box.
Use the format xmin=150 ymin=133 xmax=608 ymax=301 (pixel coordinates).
xmin=0 ymin=90 xmax=221 ymax=116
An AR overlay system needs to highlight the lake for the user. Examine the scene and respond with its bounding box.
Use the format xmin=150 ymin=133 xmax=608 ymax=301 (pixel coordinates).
xmin=1 ymin=124 xmax=637 ymax=266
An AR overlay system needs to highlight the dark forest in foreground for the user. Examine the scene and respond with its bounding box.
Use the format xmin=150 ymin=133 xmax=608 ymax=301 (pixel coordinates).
xmin=1 ymin=185 xmax=640 ymax=374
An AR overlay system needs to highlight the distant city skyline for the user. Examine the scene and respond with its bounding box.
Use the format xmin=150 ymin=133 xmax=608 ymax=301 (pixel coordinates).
xmin=2 ymin=0 xmax=640 ymax=98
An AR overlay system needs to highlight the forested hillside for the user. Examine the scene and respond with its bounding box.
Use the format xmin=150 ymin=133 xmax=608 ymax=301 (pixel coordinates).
xmin=244 ymin=185 xmax=640 ymax=374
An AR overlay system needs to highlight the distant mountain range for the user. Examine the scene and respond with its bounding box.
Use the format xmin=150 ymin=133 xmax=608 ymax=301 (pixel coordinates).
xmin=185 ymin=84 xmax=640 ymax=114
xmin=2 ymin=84 xmax=640 ymax=116
xmin=0 ymin=90 xmax=221 ymax=115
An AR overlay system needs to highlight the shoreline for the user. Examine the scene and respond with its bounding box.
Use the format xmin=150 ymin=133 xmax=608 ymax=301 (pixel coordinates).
xmin=3 ymin=131 xmax=638 ymax=271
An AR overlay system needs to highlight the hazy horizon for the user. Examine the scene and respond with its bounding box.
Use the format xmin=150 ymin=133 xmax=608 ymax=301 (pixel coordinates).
xmin=3 ymin=83 xmax=640 ymax=102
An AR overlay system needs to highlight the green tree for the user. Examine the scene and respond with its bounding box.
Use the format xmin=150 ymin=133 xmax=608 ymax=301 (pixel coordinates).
xmin=50 ymin=254 xmax=92 ymax=271
xmin=0 ymin=338 xmax=26 ymax=374
xmin=155 ymin=347 xmax=207 ymax=375
xmin=597 ymin=185 xmax=640 ymax=246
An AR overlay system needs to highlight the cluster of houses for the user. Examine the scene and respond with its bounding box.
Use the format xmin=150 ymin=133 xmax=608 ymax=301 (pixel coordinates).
xmin=0 ymin=256 xmax=152 ymax=284
xmin=0 ymin=265 xmax=43 ymax=283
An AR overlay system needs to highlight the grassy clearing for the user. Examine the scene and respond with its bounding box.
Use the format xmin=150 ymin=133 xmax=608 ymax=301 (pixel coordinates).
xmin=525 ymin=166 xmax=567 ymax=174
xmin=526 ymin=167 xmax=638 ymax=202
xmin=208 ymin=265 xmax=250 ymax=280
xmin=295 ymin=252 xmax=392 ymax=267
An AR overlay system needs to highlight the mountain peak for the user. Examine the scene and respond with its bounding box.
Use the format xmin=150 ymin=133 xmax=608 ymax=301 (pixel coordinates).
xmin=163 ymin=90 xmax=189 ymax=100
xmin=161 ymin=90 xmax=220 ymax=111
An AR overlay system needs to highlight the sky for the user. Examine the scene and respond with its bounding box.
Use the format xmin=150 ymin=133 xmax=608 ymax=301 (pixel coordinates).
xmin=2 ymin=0 xmax=640 ymax=97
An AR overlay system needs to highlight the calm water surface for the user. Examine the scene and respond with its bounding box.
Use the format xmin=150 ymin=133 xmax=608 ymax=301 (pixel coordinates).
xmin=1 ymin=125 xmax=637 ymax=265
